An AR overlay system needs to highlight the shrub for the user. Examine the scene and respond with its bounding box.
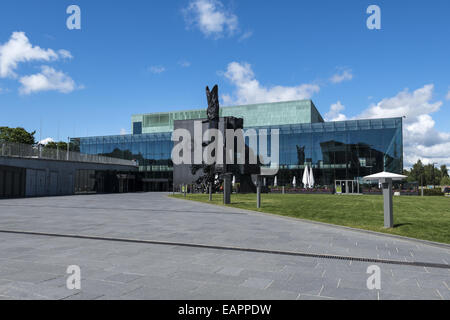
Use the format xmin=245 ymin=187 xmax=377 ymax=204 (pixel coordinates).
xmin=423 ymin=188 xmax=444 ymax=196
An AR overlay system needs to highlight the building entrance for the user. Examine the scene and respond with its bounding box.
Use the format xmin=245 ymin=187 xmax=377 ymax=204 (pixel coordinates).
xmin=335 ymin=180 xmax=360 ymax=194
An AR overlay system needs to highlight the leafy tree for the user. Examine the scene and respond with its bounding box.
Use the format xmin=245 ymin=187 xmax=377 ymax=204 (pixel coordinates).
xmin=407 ymin=160 xmax=425 ymax=183
xmin=441 ymin=165 xmax=449 ymax=178
xmin=44 ymin=141 xmax=80 ymax=152
xmin=0 ymin=127 xmax=36 ymax=145
xmin=405 ymin=160 xmax=450 ymax=185
xmin=45 ymin=141 xmax=67 ymax=150
xmin=441 ymin=176 xmax=450 ymax=186
xmin=423 ymin=164 xmax=441 ymax=186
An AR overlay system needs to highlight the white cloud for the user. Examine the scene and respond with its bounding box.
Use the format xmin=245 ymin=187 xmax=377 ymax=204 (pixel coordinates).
xmin=362 ymin=85 xmax=450 ymax=167
xmin=0 ymin=32 xmax=77 ymax=95
xmin=333 ymin=84 xmax=450 ymax=167
xmin=178 ymin=60 xmax=191 ymax=68
xmin=120 ymin=128 xmax=127 ymax=135
xmin=19 ymin=66 xmax=77 ymax=95
xmin=446 ymin=88 xmax=450 ymax=101
xmin=405 ymin=142 xmax=450 ymax=167
xmin=0 ymin=86 xmax=10 ymax=94
xmin=38 ymin=137 xmax=54 ymax=145
xmin=325 ymin=101 xmax=347 ymax=121
xmin=330 ymin=69 xmax=353 ymax=84
xmin=359 ymin=85 xmax=442 ymax=121
xmin=183 ymin=0 xmax=238 ymax=39
xmin=0 ymin=32 xmax=71 ymax=78
xmin=149 ymin=65 xmax=166 ymax=74
xmin=238 ymin=30 xmax=253 ymax=42
xmin=222 ymin=62 xmax=320 ymax=105
xmin=58 ymin=49 xmax=73 ymax=59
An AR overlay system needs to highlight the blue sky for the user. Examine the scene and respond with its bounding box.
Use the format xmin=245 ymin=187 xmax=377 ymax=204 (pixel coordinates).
xmin=0 ymin=0 xmax=449 ymax=166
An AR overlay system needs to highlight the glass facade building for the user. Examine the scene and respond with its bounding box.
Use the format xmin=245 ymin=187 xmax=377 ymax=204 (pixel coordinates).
xmin=131 ymin=100 xmax=324 ymax=134
xmin=74 ymin=100 xmax=403 ymax=191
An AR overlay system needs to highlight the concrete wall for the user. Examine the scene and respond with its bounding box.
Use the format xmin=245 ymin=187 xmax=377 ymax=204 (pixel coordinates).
xmin=0 ymin=156 xmax=137 ymax=198
xmin=25 ymin=168 xmax=74 ymax=197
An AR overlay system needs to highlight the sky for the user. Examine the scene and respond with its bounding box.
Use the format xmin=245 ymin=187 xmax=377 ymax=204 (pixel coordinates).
xmin=0 ymin=0 xmax=449 ymax=167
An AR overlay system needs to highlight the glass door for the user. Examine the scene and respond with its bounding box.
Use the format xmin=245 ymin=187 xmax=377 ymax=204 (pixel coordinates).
xmin=335 ymin=180 xmax=359 ymax=194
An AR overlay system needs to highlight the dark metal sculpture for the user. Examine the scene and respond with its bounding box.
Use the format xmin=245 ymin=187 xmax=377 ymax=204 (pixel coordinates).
xmin=206 ymin=85 xmax=220 ymax=122
xmin=190 ymin=85 xmax=260 ymax=194
xmin=191 ymin=85 xmax=221 ymax=193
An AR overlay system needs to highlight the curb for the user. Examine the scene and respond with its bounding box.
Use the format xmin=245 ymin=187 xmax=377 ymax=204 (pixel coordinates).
xmin=168 ymin=195 xmax=450 ymax=250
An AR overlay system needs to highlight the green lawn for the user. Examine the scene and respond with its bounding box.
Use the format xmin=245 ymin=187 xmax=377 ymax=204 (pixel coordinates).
xmin=171 ymin=193 xmax=450 ymax=244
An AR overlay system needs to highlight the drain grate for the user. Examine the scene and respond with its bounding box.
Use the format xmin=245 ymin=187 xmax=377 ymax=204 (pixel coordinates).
xmin=0 ymin=229 xmax=448 ymax=270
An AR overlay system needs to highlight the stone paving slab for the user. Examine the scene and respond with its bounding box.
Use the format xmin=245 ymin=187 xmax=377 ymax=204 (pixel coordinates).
xmin=0 ymin=193 xmax=448 ymax=300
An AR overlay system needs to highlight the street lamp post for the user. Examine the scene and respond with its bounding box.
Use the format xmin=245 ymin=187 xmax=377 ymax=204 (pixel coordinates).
xmin=432 ymin=162 xmax=438 ymax=188
xmin=421 ymin=174 xmax=424 ymax=197
xmin=256 ymin=175 xmax=263 ymax=209
xmin=363 ymin=172 xmax=407 ymax=229
xmin=67 ymin=137 xmax=70 ymax=161
xmin=222 ymin=173 xmax=232 ymax=205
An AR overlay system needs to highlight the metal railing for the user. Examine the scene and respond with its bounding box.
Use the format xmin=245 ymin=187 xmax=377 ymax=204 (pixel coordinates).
xmin=0 ymin=141 xmax=138 ymax=167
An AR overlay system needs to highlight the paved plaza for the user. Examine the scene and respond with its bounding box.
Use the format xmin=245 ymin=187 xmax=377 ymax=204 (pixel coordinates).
xmin=0 ymin=193 xmax=448 ymax=300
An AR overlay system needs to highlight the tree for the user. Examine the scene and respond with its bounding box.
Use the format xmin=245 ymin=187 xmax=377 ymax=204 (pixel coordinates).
xmin=405 ymin=160 xmax=450 ymax=186
xmin=407 ymin=160 xmax=425 ymax=183
xmin=441 ymin=176 xmax=450 ymax=186
xmin=423 ymin=164 xmax=441 ymax=186
xmin=441 ymin=165 xmax=449 ymax=178
xmin=45 ymin=141 xmax=68 ymax=150
xmin=0 ymin=127 xmax=36 ymax=145
xmin=44 ymin=141 xmax=80 ymax=152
